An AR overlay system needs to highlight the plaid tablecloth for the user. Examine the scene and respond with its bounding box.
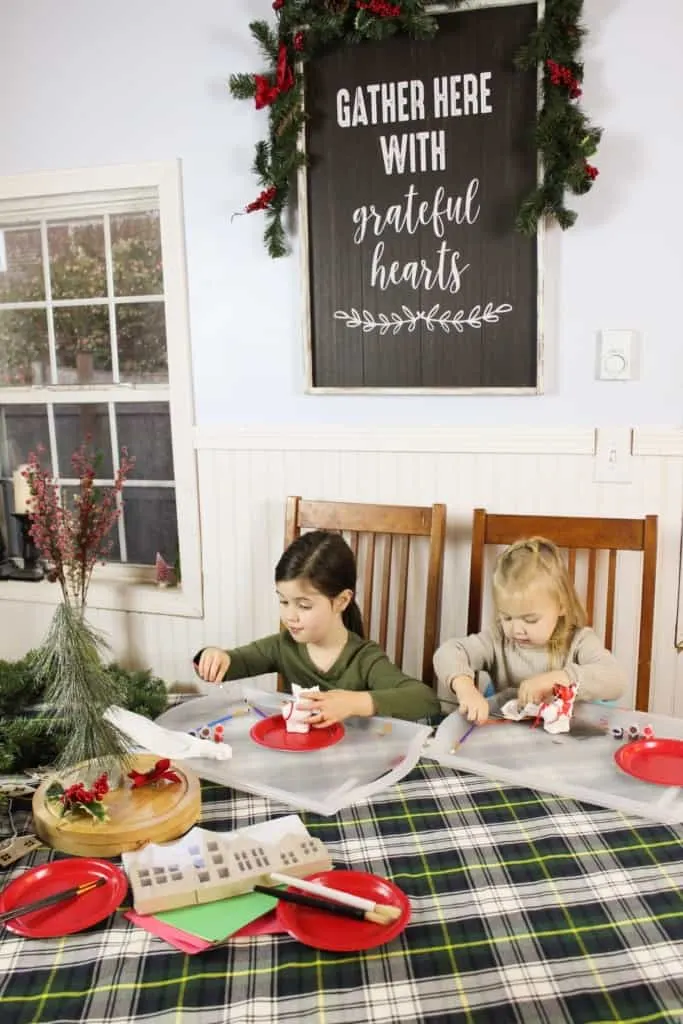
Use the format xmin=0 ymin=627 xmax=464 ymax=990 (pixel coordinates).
xmin=1 ymin=761 xmax=683 ymax=1024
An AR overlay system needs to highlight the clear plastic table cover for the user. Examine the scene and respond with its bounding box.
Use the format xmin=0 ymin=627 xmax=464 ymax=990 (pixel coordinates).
xmin=155 ymin=682 xmax=431 ymax=816
xmin=424 ymin=701 xmax=683 ymax=824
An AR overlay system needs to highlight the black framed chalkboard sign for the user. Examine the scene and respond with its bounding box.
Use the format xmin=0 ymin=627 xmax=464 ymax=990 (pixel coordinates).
xmin=299 ymin=0 xmax=543 ymax=394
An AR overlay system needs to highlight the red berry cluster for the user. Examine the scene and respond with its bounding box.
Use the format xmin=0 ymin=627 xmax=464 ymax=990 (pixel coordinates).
xmin=545 ymin=59 xmax=582 ymax=99
xmin=272 ymin=0 xmax=284 ymax=9
xmin=584 ymin=162 xmax=599 ymax=180
xmin=246 ymin=186 xmax=278 ymax=213
xmin=293 ymin=31 xmax=305 ymax=52
xmin=356 ymin=0 xmax=402 ymax=18
xmin=62 ymin=773 xmax=109 ymax=807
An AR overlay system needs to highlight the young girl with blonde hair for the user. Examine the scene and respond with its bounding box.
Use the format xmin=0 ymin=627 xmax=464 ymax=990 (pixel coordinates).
xmin=434 ymin=537 xmax=627 ymax=724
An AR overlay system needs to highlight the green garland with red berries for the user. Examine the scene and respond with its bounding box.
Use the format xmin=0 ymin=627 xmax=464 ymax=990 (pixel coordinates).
xmin=229 ymin=0 xmax=601 ymax=258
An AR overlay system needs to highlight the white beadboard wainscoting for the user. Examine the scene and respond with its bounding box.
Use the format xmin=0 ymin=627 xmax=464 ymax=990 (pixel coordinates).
xmin=1 ymin=426 xmax=681 ymax=716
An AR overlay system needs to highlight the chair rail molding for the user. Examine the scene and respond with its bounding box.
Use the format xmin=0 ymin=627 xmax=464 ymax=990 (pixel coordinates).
xmin=193 ymin=425 xmax=597 ymax=455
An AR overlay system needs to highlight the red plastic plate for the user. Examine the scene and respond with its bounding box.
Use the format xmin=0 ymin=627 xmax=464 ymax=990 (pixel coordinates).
xmin=615 ymin=737 xmax=683 ymax=786
xmin=250 ymin=715 xmax=344 ymax=752
xmin=276 ymin=869 xmax=410 ymax=952
xmin=0 ymin=857 xmax=128 ymax=938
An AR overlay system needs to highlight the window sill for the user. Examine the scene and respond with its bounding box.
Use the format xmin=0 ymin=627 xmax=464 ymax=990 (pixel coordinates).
xmin=0 ymin=576 xmax=202 ymax=617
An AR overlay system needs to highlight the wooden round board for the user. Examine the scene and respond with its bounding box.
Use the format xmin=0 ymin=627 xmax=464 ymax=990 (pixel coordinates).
xmin=32 ymin=754 xmax=201 ymax=857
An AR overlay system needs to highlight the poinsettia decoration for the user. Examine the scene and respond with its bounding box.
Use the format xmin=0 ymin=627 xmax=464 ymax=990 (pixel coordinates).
xmin=128 ymin=758 xmax=181 ymax=789
xmin=47 ymin=772 xmax=110 ymax=822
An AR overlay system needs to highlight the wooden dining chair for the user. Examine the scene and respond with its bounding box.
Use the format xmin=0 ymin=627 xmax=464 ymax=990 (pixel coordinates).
xmin=467 ymin=508 xmax=658 ymax=711
xmin=283 ymin=496 xmax=447 ymax=686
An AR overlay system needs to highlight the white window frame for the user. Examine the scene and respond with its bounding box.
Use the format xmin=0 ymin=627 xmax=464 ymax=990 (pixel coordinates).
xmin=0 ymin=160 xmax=202 ymax=618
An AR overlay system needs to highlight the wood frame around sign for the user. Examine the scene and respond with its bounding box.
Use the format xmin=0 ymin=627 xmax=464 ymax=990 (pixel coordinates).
xmin=298 ymin=0 xmax=545 ymax=395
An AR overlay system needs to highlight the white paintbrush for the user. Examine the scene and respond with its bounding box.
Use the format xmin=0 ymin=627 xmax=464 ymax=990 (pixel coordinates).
xmin=269 ymin=871 xmax=402 ymax=922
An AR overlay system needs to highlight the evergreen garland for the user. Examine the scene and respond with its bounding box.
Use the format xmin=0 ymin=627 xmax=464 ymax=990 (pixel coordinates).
xmin=230 ymin=0 xmax=600 ymax=257
xmin=0 ymin=654 xmax=169 ymax=774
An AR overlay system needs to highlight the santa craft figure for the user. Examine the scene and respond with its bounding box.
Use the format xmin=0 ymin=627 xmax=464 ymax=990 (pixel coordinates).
xmin=500 ymin=680 xmax=579 ymax=735
xmin=281 ymin=684 xmax=320 ymax=734
xmin=534 ymin=681 xmax=579 ymax=735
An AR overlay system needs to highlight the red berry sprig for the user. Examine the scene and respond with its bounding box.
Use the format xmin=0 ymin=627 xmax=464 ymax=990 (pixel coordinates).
xmin=245 ymin=186 xmax=278 ymax=213
xmin=356 ymin=0 xmax=402 ymax=18
xmin=62 ymin=772 xmax=110 ymax=809
xmin=546 ymin=59 xmax=582 ymax=99
xmin=584 ymin=162 xmax=599 ymax=181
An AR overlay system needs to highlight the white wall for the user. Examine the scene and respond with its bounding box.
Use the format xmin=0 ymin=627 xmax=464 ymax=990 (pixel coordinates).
xmin=0 ymin=0 xmax=681 ymax=426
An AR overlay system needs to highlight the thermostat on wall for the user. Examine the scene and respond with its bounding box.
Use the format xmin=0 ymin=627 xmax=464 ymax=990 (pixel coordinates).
xmin=597 ymin=330 xmax=637 ymax=381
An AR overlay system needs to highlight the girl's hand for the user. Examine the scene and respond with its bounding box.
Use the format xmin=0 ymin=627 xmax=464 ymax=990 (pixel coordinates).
xmin=196 ymin=647 xmax=231 ymax=684
xmin=298 ymin=690 xmax=374 ymax=727
xmin=518 ymin=672 xmax=563 ymax=707
xmin=449 ymin=675 xmax=489 ymax=724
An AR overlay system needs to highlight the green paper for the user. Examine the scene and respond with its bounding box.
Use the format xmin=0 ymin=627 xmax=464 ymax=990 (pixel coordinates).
xmin=154 ymin=891 xmax=278 ymax=943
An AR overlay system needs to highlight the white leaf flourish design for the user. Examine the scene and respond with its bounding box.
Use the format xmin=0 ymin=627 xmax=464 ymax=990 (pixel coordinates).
xmin=333 ymin=302 xmax=513 ymax=335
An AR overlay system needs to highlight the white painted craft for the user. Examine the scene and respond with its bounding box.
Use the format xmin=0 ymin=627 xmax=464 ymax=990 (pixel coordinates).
xmin=282 ymin=684 xmax=319 ymax=733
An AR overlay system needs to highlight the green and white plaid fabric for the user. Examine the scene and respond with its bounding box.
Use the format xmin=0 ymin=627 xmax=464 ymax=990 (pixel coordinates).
xmin=1 ymin=762 xmax=682 ymax=1024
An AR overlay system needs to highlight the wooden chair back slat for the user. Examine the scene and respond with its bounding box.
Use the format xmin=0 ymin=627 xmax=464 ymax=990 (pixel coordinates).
xmin=394 ymin=536 xmax=410 ymax=668
xmin=604 ymin=549 xmax=618 ymax=650
xmin=283 ymin=497 xmax=446 ymax=686
xmin=585 ymin=549 xmax=597 ymax=626
xmin=378 ymin=534 xmax=393 ymax=653
xmin=362 ymin=533 xmax=376 ymax=635
xmin=567 ymin=548 xmax=577 ymax=584
xmin=467 ymin=508 xmax=658 ymax=711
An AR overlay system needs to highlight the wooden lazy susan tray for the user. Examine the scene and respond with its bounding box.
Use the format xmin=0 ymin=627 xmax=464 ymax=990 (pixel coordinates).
xmin=32 ymin=754 xmax=201 ymax=857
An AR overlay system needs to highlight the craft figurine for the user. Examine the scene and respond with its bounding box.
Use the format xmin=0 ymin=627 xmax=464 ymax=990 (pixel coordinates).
xmin=534 ymin=681 xmax=579 ymax=735
xmin=500 ymin=681 xmax=578 ymax=735
xmin=641 ymin=725 xmax=655 ymax=740
xmin=155 ymin=552 xmax=174 ymax=588
xmin=611 ymin=726 xmax=625 ymax=740
xmin=282 ymin=684 xmax=319 ymax=734
xmin=627 ymin=725 xmax=640 ymax=741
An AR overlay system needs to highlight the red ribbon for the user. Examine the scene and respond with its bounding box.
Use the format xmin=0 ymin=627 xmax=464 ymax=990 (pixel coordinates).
xmin=128 ymin=758 xmax=181 ymax=789
xmin=254 ymin=44 xmax=294 ymax=109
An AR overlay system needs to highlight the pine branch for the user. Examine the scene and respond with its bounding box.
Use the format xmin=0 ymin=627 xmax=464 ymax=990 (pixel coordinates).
xmin=229 ymin=73 xmax=256 ymax=100
xmin=230 ymin=0 xmax=599 ymax=255
xmin=249 ymin=20 xmax=279 ymax=65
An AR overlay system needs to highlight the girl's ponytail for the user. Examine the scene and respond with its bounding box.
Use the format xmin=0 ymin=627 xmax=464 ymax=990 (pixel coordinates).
xmin=343 ymin=598 xmax=364 ymax=639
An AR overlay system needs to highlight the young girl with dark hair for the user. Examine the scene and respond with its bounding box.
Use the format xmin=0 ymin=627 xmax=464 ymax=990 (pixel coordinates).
xmin=195 ymin=530 xmax=440 ymax=725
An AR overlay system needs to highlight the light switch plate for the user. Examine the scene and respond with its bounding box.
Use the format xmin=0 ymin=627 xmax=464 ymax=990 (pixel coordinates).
xmin=594 ymin=427 xmax=632 ymax=484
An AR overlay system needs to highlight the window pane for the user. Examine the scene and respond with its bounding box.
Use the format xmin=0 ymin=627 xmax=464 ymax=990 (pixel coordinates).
xmin=123 ymin=486 xmax=177 ymax=566
xmin=115 ymin=403 xmax=173 ymax=479
xmin=0 ymin=403 xmax=51 ymax=475
xmin=111 ymin=211 xmax=163 ymax=297
xmin=61 ymin=484 xmax=121 ymax=562
xmin=0 ymin=308 xmax=50 ymax=386
xmin=0 ymin=225 xmax=45 ymax=303
xmin=54 ymin=305 xmax=112 ymax=384
xmin=116 ymin=302 xmax=167 ymax=384
xmin=54 ymin=404 xmax=113 ymax=478
xmin=48 ymin=218 xmax=106 ymax=300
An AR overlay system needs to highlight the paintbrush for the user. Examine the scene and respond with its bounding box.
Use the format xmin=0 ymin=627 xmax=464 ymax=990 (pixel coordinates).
xmin=254 ymin=884 xmax=392 ymax=925
xmin=0 ymin=877 xmax=106 ymax=925
xmin=269 ymin=872 xmax=402 ymax=923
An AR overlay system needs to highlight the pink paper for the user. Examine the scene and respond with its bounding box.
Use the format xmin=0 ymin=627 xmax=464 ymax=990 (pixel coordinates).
xmin=124 ymin=909 xmax=285 ymax=953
